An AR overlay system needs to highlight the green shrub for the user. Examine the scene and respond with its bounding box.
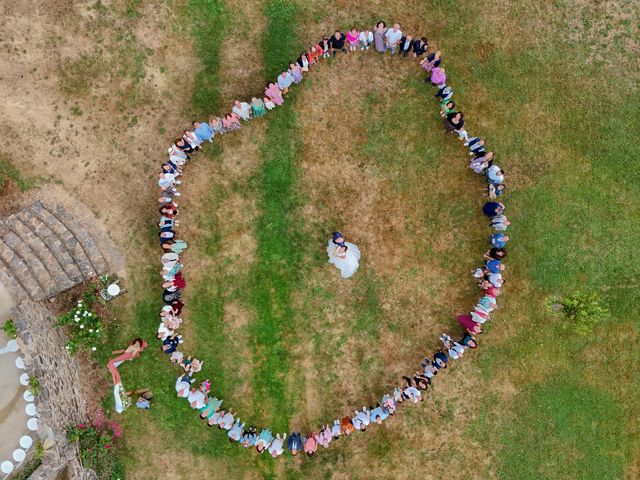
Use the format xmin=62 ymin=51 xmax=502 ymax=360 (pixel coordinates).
xmin=2 ymin=318 xmax=17 ymax=338
xmin=552 ymin=291 xmax=609 ymax=335
xmin=56 ymin=300 xmax=104 ymax=354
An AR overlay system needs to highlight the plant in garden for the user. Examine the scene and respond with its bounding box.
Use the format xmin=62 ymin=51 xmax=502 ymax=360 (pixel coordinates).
xmin=67 ymin=420 xmax=124 ymax=480
xmin=2 ymin=318 xmax=17 ymax=338
xmin=551 ymin=291 xmax=610 ymax=335
xmin=56 ymin=300 xmax=104 ymax=354
xmin=28 ymin=376 xmax=40 ymax=396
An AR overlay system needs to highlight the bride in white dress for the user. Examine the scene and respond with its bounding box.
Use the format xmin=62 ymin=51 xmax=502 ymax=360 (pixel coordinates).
xmin=327 ymin=232 xmax=361 ymax=278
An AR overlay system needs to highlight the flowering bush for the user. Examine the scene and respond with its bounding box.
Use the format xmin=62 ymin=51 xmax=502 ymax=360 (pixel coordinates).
xmin=56 ymin=300 xmax=104 ymax=354
xmin=67 ymin=420 xmax=124 ymax=480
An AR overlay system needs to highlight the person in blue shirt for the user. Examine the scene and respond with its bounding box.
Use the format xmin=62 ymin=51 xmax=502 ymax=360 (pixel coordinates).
xmin=192 ymin=121 xmax=214 ymax=143
xmin=491 ymin=233 xmax=510 ymax=248
xmin=370 ymin=403 xmax=390 ymax=424
xmin=486 ymin=259 xmax=504 ymax=274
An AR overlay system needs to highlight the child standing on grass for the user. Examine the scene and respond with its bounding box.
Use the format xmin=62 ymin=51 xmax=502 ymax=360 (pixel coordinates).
xmin=359 ymin=28 xmax=374 ymax=50
xmin=440 ymin=100 xmax=456 ymax=117
xmin=346 ymin=27 xmax=360 ymax=51
xmin=263 ymin=97 xmax=276 ymax=111
xmin=321 ymin=36 xmax=331 ymax=58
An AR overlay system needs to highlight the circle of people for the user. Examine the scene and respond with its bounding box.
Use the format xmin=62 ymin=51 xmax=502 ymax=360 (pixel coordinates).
xmin=155 ymin=20 xmax=509 ymax=458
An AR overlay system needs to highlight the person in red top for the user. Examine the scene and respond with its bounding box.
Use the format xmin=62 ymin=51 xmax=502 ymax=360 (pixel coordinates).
xmin=163 ymin=272 xmax=186 ymax=291
xmin=307 ymin=43 xmax=323 ymax=64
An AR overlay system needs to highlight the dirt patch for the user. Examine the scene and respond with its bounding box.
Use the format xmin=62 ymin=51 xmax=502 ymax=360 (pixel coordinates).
xmin=0 ymin=1 xmax=197 ymax=265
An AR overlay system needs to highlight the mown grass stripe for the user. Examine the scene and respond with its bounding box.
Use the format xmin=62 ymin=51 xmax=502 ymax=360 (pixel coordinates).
xmin=247 ymin=0 xmax=301 ymax=433
xmin=189 ymin=0 xmax=228 ymax=115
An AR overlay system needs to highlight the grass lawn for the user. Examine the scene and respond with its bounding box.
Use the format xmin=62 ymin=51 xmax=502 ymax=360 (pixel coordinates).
xmin=87 ymin=1 xmax=639 ymax=479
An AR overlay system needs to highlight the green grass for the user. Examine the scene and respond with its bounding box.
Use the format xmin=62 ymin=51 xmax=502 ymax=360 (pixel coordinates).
xmin=245 ymin=0 xmax=301 ymax=432
xmin=189 ymin=0 xmax=228 ymax=116
xmin=85 ymin=1 xmax=640 ymax=478
xmin=0 ymin=155 xmax=35 ymax=191
xmin=496 ymin=376 xmax=625 ymax=479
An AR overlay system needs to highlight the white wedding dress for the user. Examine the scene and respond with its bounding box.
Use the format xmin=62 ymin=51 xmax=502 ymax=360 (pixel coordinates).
xmin=327 ymin=240 xmax=361 ymax=278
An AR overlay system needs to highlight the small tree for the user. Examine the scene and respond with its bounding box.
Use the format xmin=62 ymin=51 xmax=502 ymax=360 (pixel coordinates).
xmin=552 ymin=291 xmax=609 ymax=335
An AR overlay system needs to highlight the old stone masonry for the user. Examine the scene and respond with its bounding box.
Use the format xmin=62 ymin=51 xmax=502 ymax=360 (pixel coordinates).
xmin=0 ymin=196 xmax=121 ymax=480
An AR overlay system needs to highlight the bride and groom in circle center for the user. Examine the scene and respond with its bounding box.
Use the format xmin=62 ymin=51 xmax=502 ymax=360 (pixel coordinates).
xmin=327 ymin=231 xmax=361 ymax=278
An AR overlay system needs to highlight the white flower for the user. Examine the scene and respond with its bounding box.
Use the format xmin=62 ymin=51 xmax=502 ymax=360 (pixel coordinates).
xmin=89 ymin=329 xmax=94 ymax=333
xmin=65 ymin=346 xmax=70 ymax=350
xmin=80 ymin=325 xmax=84 ymax=329
xmin=91 ymin=347 xmax=96 ymax=351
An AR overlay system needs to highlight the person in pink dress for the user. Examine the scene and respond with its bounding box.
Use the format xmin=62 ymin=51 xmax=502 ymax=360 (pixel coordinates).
xmin=264 ymin=81 xmax=284 ymax=106
xmin=430 ymin=66 xmax=447 ymax=86
xmin=107 ymin=339 xmax=148 ymax=413
xmin=346 ymin=27 xmax=360 ymax=51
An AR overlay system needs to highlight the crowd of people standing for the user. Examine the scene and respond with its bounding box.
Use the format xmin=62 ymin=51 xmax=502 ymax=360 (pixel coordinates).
xmin=154 ymin=20 xmax=508 ymax=457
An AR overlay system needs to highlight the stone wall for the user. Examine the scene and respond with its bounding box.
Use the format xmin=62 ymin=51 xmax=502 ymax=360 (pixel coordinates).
xmin=12 ymin=301 xmax=88 ymax=480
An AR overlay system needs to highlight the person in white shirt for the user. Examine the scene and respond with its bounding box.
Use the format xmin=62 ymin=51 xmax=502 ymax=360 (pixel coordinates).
xmin=384 ymin=23 xmax=403 ymax=53
xmin=403 ymin=385 xmax=422 ymax=403
xmin=232 ymin=100 xmax=252 ymax=121
xmin=352 ymin=407 xmax=371 ymax=431
xmin=268 ymin=433 xmax=286 ymax=457
xmin=359 ymin=28 xmax=374 ymax=50
xmin=487 ymin=164 xmax=505 ymax=184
